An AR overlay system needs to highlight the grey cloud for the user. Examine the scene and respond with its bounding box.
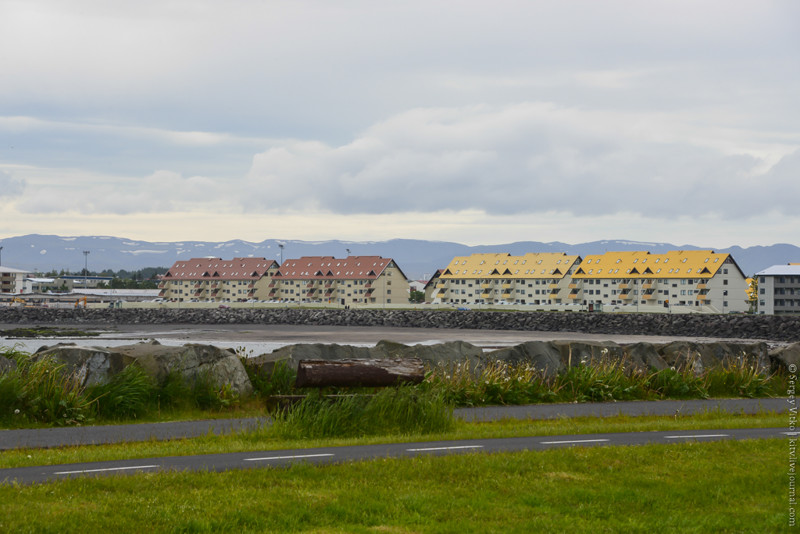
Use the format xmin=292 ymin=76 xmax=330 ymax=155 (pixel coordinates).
xmin=242 ymin=103 xmax=784 ymax=219
xmin=0 ymin=170 xmax=25 ymax=197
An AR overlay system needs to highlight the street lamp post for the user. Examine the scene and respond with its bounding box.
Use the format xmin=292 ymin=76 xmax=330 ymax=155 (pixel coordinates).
xmin=83 ymin=250 xmax=90 ymax=292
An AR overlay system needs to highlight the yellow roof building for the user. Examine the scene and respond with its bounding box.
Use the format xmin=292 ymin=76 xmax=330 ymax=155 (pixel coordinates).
xmin=440 ymin=253 xmax=581 ymax=280
xmin=572 ymin=250 xmax=742 ymax=280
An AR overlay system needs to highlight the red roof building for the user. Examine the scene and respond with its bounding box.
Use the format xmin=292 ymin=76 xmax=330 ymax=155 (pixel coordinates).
xmin=270 ymin=256 xmax=408 ymax=305
xmin=158 ymin=257 xmax=278 ymax=302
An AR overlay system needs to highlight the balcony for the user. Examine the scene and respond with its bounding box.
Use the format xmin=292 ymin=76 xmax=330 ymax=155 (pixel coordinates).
xmin=568 ymin=283 xmax=579 ymax=289
xmin=502 ymin=283 xmax=512 ymax=289
xmin=620 ymin=292 xmax=633 ymax=300
xmin=643 ymin=292 xmax=656 ymax=300
xmin=481 ymin=283 xmax=491 ymax=289
xmin=549 ymin=283 xmax=559 ymax=289
xmin=618 ymin=283 xmax=630 ymax=289
xmin=697 ymin=283 xmax=708 ymax=289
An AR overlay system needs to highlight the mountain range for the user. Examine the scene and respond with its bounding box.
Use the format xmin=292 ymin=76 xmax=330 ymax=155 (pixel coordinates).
xmin=1 ymin=234 xmax=798 ymax=280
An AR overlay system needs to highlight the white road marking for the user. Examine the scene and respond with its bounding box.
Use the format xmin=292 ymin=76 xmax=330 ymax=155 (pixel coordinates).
xmin=54 ymin=465 xmax=159 ymax=475
xmin=244 ymin=453 xmax=334 ymax=462
xmin=539 ymin=439 xmax=610 ymax=445
xmin=664 ymin=434 xmax=729 ymax=439
xmin=406 ymin=445 xmax=484 ymax=452
xmin=783 ymin=432 xmax=800 ymax=436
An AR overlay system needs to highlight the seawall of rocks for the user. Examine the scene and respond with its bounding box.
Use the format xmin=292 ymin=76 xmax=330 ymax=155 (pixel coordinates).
xmin=1 ymin=307 xmax=799 ymax=342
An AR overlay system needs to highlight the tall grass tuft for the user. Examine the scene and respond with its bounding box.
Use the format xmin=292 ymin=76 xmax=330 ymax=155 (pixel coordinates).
xmin=87 ymin=364 xmax=155 ymax=420
xmin=191 ymin=369 xmax=239 ymax=410
xmin=425 ymin=355 xmax=780 ymax=407
xmin=14 ymin=354 xmax=90 ymax=425
xmin=705 ymin=358 xmax=773 ymax=398
xmin=553 ymin=359 xmax=648 ymax=403
xmin=271 ymin=387 xmax=454 ymax=439
xmin=242 ymin=359 xmax=296 ymax=397
xmin=154 ymin=369 xmax=192 ymax=410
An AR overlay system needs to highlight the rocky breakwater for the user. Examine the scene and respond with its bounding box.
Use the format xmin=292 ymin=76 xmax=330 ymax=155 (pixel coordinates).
xmin=250 ymin=338 xmax=800 ymax=378
xmin=1 ymin=307 xmax=799 ymax=342
xmin=5 ymin=339 xmax=799 ymax=393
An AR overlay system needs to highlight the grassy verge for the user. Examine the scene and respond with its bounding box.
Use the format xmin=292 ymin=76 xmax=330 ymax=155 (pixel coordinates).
xmin=0 ymin=438 xmax=787 ymax=532
xmin=0 ymin=409 xmax=787 ymax=469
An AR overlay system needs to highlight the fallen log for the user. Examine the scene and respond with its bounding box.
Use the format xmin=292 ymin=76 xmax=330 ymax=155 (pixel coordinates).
xmin=294 ymin=358 xmax=425 ymax=388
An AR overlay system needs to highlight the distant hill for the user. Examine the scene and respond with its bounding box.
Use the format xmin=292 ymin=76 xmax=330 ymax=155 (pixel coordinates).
xmin=0 ymin=234 xmax=798 ymax=280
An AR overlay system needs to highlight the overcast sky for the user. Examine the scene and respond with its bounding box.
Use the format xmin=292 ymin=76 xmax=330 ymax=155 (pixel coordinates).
xmin=1 ymin=0 xmax=798 ymax=248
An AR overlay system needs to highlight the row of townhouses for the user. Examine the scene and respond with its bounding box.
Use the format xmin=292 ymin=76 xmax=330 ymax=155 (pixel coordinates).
xmin=426 ymin=250 xmax=751 ymax=313
xmin=157 ymin=256 xmax=408 ymax=306
xmin=4 ymin=250 xmax=800 ymax=315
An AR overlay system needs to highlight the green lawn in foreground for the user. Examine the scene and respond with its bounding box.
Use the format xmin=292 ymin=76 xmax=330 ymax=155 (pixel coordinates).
xmin=0 ymin=438 xmax=787 ymax=533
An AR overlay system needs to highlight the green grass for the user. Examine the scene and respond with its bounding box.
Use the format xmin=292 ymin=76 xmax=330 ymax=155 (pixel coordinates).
xmin=0 ymin=438 xmax=787 ymax=532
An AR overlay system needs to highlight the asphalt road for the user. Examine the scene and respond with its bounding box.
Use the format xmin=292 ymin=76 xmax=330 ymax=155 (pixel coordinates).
xmin=0 ymin=397 xmax=792 ymax=485
xmin=0 ymin=397 xmax=789 ymax=451
xmin=1 ymin=427 xmax=790 ymax=486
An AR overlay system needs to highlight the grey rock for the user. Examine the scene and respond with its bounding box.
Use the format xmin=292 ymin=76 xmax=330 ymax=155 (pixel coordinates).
xmin=32 ymin=344 xmax=130 ymax=386
xmin=0 ymin=355 xmax=16 ymax=375
xmin=769 ymin=342 xmax=800 ymax=374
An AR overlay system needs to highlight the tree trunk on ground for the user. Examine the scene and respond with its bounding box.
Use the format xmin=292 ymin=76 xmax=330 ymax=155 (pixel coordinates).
xmin=295 ymin=358 xmax=425 ymax=388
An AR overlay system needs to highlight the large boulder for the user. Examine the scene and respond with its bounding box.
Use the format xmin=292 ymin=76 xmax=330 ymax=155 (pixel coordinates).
xmin=113 ymin=342 xmax=253 ymax=397
xmin=32 ymin=343 xmax=130 ymax=386
xmin=621 ymin=342 xmax=668 ymax=372
xmin=484 ymin=341 xmax=564 ymax=378
xmin=656 ymin=341 xmax=770 ymax=375
xmin=372 ymin=340 xmax=486 ymax=369
xmin=0 ymin=354 xmax=17 ymax=375
xmin=769 ymin=342 xmax=800 ymax=374
xmin=248 ymin=340 xmax=487 ymax=374
xmin=33 ymin=341 xmax=253 ymax=397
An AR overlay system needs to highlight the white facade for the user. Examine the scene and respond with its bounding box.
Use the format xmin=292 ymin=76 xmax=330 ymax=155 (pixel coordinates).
xmin=757 ymin=264 xmax=800 ymax=315
xmin=0 ymin=266 xmax=30 ymax=294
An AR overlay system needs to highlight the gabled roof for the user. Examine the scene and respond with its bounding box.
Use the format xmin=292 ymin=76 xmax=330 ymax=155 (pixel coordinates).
xmin=164 ymin=257 xmax=277 ymax=281
xmin=273 ymin=256 xmax=405 ymax=280
xmin=572 ymin=250 xmax=741 ymax=279
xmin=440 ymin=253 xmax=580 ymax=280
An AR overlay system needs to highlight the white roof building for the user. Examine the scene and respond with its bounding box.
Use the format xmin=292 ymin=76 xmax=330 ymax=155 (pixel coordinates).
xmin=756 ymin=264 xmax=800 ymax=315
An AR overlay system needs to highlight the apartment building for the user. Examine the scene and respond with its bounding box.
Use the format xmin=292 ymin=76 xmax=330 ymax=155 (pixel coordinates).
xmin=571 ymin=250 xmax=749 ymax=312
xmin=0 ymin=266 xmax=30 ymax=294
xmin=158 ymin=257 xmax=278 ymax=302
xmin=756 ymin=263 xmax=800 ymax=315
xmin=269 ymin=256 xmax=408 ymax=306
xmin=431 ymin=253 xmax=581 ymax=305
